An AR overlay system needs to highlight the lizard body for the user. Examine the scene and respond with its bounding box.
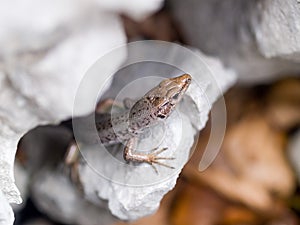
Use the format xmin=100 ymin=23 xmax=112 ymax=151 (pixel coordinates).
xmin=69 ymin=74 xmax=192 ymax=169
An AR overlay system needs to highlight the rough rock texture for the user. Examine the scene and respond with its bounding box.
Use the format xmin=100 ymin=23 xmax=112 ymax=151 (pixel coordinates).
xmin=0 ymin=0 xmax=242 ymax=223
xmin=0 ymin=0 xmax=125 ymax=196
xmin=18 ymin=125 xmax=117 ymax=225
xmin=12 ymin=162 xmax=29 ymax=212
xmin=72 ymin=41 xmax=236 ymax=220
xmin=169 ymin=0 xmax=300 ymax=83
xmin=0 ymin=0 xmax=158 ymax=223
xmin=254 ymin=0 xmax=300 ymax=60
xmin=0 ymin=1 xmax=164 ymax=224
xmin=78 ymin=113 xmax=195 ymax=221
xmin=18 ymin=41 xmax=235 ymax=223
xmin=31 ymin=170 xmax=118 ymax=225
xmin=0 ymin=190 xmax=14 ymax=225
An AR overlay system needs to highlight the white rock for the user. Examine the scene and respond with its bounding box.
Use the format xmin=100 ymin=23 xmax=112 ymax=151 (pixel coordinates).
xmin=169 ymin=0 xmax=300 ymax=83
xmin=6 ymin=10 xmax=126 ymax=118
xmin=0 ymin=0 xmax=83 ymax=55
xmin=92 ymin=0 xmax=164 ymax=20
xmin=0 ymin=74 xmax=37 ymax=205
xmin=254 ymin=0 xmax=300 ymax=61
xmin=0 ymin=190 xmax=14 ymax=225
xmin=73 ymin=41 xmax=236 ymax=220
xmin=12 ymin=162 xmax=29 ymax=212
xmin=0 ymin=1 xmax=127 ymax=224
xmin=78 ymin=112 xmax=195 ymax=220
xmin=0 ymin=0 xmax=240 ymax=223
xmin=31 ymin=169 xmax=117 ymax=225
xmin=0 ymin=0 xmax=168 ymax=223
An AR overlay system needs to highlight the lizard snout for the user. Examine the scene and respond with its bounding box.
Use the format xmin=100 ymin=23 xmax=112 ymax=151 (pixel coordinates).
xmin=171 ymin=74 xmax=192 ymax=87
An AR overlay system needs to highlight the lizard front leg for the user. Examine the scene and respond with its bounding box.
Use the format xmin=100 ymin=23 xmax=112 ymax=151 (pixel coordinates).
xmin=123 ymin=137 xmax=175 ymax=172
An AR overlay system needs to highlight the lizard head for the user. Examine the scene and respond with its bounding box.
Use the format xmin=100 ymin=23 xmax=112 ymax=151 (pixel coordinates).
xmin=127 ymin=74 xmax=192 ymax=131
xmin=145 ymin=74 xmax=192 ymax=119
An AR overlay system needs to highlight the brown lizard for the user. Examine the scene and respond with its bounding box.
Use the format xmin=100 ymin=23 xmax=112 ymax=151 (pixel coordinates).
xmin=66 ymin=74 xmax=191 ymax=171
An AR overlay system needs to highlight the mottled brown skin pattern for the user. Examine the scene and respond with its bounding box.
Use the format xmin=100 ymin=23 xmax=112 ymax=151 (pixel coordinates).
xmin=87 ymin=74 xmax=191 ymax=170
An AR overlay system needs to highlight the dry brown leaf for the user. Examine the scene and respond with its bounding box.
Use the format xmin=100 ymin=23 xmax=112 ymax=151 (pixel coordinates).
xmin=169 ymin=180 xmax=263 ymax=225
xmin=183 ymin=114 xmax=296 ymax=213
xmin=122 ymin=10 xmax=180 ymax=42
xmin=223 ymin=115 xmax=295 ymax=197
xmin=170 ymin=182 xmax=225 ymax=225
xmin=265 ymin=78 xmax=300 ymax=130
xmin=222 ymin=206 xmax=260 ymax=225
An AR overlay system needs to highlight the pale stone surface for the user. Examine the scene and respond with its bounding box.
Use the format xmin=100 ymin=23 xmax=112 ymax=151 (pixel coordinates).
xmin=0 ymin=190 xmax=14 ymax=225
xmin=31 ymin=170 xmax=117 ymax=225
xmin=0 ymin=0 xmax=84 ymax=55
xmin=17 ymin=125 xmax=117 ymax=224
xmin=254 ymin=0 xmax=300 ymax=60
xmin=0 ymin=0 xmax=167 ymax=224
xmin=0 ymin=0 xmax=128 ymax=224
xmin=7 ymin=17 xmax=125 ymax=118
xmin=93 ymin=0 xmax=164 ymax=20
xmin=0 ymin=74 xmax=40 ymax=205
xmin=169 ymin=0 xmax=300 ymax=83
xmin=12 ymin=162 xmax=29 ymax=212
xmin=8 ymin=41 xmax=235 ymax=223
xmin=0 ymin=0 xmax=240 ymax=223
xmin=0 ymin=16 xmax=125 ymax=203
xmin=78 ymin=113 xmax=195 ymax=220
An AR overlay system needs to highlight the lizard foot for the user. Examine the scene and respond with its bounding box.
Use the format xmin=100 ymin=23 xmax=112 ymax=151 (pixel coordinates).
xmin=124 ymin=140 xmax=175 ymax=173
xmin=145 ymin=147 xmax=175 ymax=173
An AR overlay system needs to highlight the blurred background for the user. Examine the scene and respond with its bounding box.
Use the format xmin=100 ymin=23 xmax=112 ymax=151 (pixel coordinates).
xmin=0 ymin=0 xmax=299 ymax=225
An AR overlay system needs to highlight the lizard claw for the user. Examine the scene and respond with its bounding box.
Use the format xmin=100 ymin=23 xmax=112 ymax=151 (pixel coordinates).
xmin=147 ymin=147 xmax=175 ymax=172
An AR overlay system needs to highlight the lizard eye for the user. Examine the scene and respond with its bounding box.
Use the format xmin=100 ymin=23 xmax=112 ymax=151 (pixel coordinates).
xmin=172 ymin=93 xmax=179 ymax=100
